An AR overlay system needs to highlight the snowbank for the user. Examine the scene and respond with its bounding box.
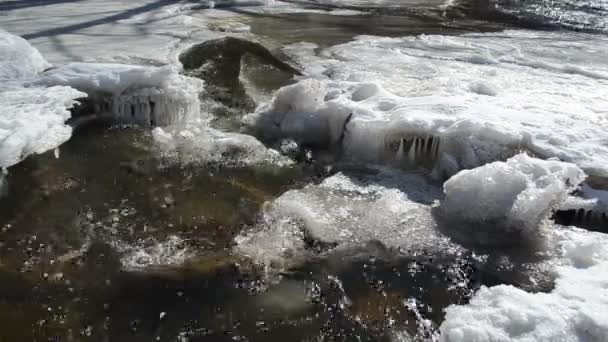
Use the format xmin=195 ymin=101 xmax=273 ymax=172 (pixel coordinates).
xmin=248 ymin=31 xmax=608 ymax=178
xmin=0 ymin=86 xmax=85 ymax=168
xmin=0 ymin=29 xmax=85 ymax=169
xmin=440 ymin=154 xmax=585 ymax=231
xmin=0 ymin=28 xmax=50 ymax=81
xmin=439 ymin=227 xmax=608 ymax=342
xmin=33 ymin=63 xmax=204 ymax=127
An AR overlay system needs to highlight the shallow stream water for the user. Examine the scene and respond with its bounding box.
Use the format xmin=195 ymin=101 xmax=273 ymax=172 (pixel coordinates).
xmin=1 ymin=1 xmax=606 ymax=341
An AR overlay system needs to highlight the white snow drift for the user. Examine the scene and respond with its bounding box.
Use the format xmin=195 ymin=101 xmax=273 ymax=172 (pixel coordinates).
xmin=439 ymin=227 xmax=608 ymax=342
xmin=0 ymin=29 xmax=85 ymax=169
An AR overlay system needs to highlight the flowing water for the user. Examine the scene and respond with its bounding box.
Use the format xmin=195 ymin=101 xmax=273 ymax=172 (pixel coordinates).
xmin=1 ymin=0 xmax=607 ymax=341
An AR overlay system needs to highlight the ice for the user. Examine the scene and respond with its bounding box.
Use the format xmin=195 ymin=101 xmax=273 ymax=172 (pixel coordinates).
xmin=0 ymin=86 xmax=85 ymax=168
xmin=440 ymin=154 xmax=586 ymax=231
xmin=439 ymin=227 xmax=608 ymax=342
xmin=248 ymin=30 xmax=608 ymax=178
xmin=152 ymin=123 xmax=292 ymax=167
xmin=235 ymin=169 xmax=460 ymax=268
xmin=0 ymin=0 xmax=253 ymax=65
xmin=492 ymin=0 xmax=608 ymax=33
xmin=33 ymin=63 xmax=205 ymax=126
xmin=0 ymin=29 xmax=85 ymax=169
xmin=0 ymin=28 xmax=50 ymax=81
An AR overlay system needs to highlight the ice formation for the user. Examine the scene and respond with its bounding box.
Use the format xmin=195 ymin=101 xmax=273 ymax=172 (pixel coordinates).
xmin=0 ymin=86 xmax=85 ymax=168
xmin=248 ymin=30 xmax=608 ymax=178
xmin=152 ymin=123 xmax=292 ymax=167
xmin=0 ymin=29 xmax=85 ymax=169
xmin=0 ymin=28 xmax=50 ymax=81
xmin=235 ymin=169 xmax=459 ymax=268
xmin=440 ymin=154 xmax=586 ymax=231
xmin=439 ymin=227 xmax=608 ymax=342
xmin=33 ymin=63 xmax=204 ymax=127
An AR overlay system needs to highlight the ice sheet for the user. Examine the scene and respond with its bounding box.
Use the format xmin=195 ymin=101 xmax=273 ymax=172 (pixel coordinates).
xmin=248 ymin=30 xmax=608 ymax=178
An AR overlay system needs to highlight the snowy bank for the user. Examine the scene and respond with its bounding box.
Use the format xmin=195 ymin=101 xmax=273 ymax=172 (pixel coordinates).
xmin=247 ymin=31 xmax=608 ymax=178
xmin=0 ymin=29 xmax=85 ymax=169
xmin=439 ymin=227 xmax=608 ymax=342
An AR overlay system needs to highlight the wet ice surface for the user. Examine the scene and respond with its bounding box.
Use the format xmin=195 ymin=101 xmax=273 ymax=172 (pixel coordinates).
xmin=2 ymin=0 xmax=608 ymax=341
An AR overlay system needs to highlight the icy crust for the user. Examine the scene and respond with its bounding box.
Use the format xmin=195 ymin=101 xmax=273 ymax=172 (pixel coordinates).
xmin=439 ymin=228 xmax=608 ymax=342
xmin=152 ymin=123 xmax=292 ymax=167
xmin=33 ymin=63 xmax=205 ymax=127
xmin=235 ymin=170 xmax=459 ymax=268
xmin=0 ymin=29 xmax=85 ymax=169
xmin=0 ymin=86 xmax=85 ymax=168
xmin=249 ymin=31 xmax=608 ymax=178
xmin=560 ymin=184 xmax=608 ymax=220
xmin=0 ymin=28 xmax=50 ymax=81
xmin=440 ymin=154 xmax=585 ymax=231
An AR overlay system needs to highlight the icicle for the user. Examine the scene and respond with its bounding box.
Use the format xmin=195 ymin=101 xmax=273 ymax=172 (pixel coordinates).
xmin=396 ymin=138 xmax=404 ymax=161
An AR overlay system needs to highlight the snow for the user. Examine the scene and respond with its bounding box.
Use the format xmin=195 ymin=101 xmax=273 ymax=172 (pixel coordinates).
xmin=248 ymin=30 xmax=608 ymax=178
xmin=0 ymin=29 xmax=85 ymax=169
xmin=439 ymin=227 xmax=608 ymax=342
xmin=440 ymin=154 xmax=586 ymax=231
xmin=0 ymin=86 xmax=85 ymax=168
xmin=0 ymin=28 xmax=50 ymax=81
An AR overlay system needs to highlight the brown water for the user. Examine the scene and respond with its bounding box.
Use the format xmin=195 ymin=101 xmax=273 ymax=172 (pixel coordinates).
xmin=0 ymin=7 xmax=563 ymax=342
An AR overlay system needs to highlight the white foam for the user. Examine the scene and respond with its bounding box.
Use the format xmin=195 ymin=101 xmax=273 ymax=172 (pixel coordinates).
xmin=440 ymin=154 xmax=586 ymax=230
